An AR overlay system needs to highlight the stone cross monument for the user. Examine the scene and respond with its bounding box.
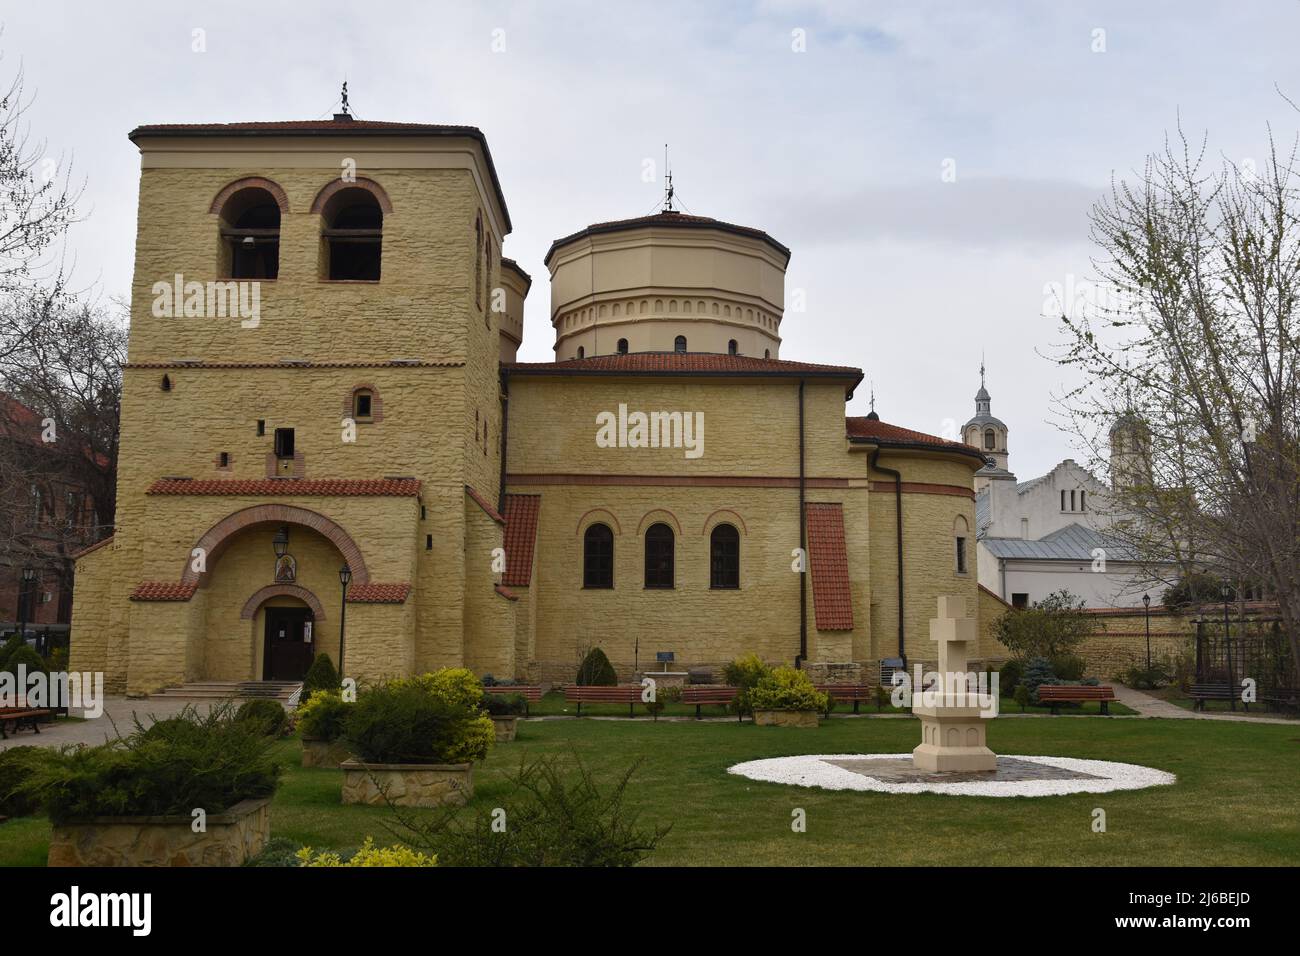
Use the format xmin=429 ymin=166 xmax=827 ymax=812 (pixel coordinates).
xmin=911 ymin=594 xmax=997 ymax=772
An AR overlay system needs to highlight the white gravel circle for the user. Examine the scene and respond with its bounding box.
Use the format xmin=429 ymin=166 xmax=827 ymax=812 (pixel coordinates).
xmin=727 ymin=754 xmax=1176 ymax=797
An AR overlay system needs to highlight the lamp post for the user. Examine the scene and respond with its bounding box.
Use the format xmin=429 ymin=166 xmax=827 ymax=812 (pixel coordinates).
xmin=1222 ymin=584 xmax=1235 ymax=712
xmin=338 ymin=563 xmax=352 ymax=680
xmin=1142 ymin=593 xmax=1151 ymax=671
xmin=17 ymin=567 xmax=35 ymax=645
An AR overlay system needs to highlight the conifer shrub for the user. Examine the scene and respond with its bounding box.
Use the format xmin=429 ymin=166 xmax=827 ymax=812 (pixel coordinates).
xmin=21 ymin=703 xmax=281 ymax=824
xmin=1 ymin=644 xmax=45 ymax=676
xmin=301 ymin=653 xmax=340 ymax=699
xmin=575 ymin=647 xmax=617 ymax=686
xmin=235 ymin=698 xmax=289 ymax=737
xmin=0 ymin=746 xmax=56 ymax=817
xmin=749 ymin=666 xmax=829 ymax=713
xmin=998 ymin=659 xmax=1023 ymax=696
xmin=296 ymin=690 xmax=351 ymax=741
xmin=344 ymin=669 xmax=494 ymax=765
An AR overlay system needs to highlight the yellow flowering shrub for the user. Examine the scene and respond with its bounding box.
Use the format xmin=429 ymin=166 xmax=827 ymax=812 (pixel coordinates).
xmin=296 ymin=837 xmax=437 ymax=867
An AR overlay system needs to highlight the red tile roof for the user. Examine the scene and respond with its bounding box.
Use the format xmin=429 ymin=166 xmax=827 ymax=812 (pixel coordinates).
xmin=546 ymin=211 xmax=789 ymax=264
xmin=846 ymin=416 xmax=986 ymax=463
xmin=347 ymin=583 xmax=411 ymax=604
xmin=501 ymin=494 xmax=541 ymax=587
xmin=130 ymin=581 xmax=198 ymax=602
xmin=506 ymin=353 xmax=862 ymax=393
xmin=494 ymin=584 xmax=520 ymax=601
xmin=465 ymin=485 xmax=505 ymax=524
xmin=72 ymin=535 xmax=115 ymax=559
xmin=147 ymin=478 xmax=421 ymax=497
xmin=805 ymin=502 xmax=854 ymax=631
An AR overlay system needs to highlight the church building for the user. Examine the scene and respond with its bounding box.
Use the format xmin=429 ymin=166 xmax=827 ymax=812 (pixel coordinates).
xmin=70 ymin=113 xmax=1009 ymax=695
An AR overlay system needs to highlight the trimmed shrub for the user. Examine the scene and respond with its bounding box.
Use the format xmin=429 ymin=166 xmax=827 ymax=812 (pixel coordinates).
xmin=1120 ymin=662 xmax=1169 ymax=690
xmin=998 ymin=659 xmax=1023 ymax=696
xmin=0 ymin=634 xmax=25 ymax=670
xmin=244 ymin=837 xmax=303 ymax=867
xmin=481 ymin=692 xmax=527 ymax=717
xmin=297 ymin=691 xmax=351 ymax=741
xmin=1 ymin=644 xmax=45 ymax=676
xmin=344 ymin=669 xmax=495 ymax=765
xmin=749 ymin=666 xmax=829 ymax=713
xmin=298 ymin=837 xmax=437 ymax=867
xmin=576 ymin=647 xmax=617 ymax=686
xmin=21 ymin=702 xmax=281 ymax=824
xmin=723 ymin=653 xmax=771 ymax=716
xmin=0 ymin=746 xmax=56 ymax=817
xmin=235 ymin=698 xmax=289 ymax=737
xmin=301 ymin=653 xmax=339 ymax=699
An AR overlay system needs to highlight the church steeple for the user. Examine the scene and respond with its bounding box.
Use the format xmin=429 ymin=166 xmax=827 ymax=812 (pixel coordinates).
xmin=962 ymin=362 xmax=1010 ymax=488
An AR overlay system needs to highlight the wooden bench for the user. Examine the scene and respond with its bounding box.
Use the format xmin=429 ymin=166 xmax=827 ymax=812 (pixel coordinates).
xmin=1190 ymin=683 xmax=1248 ymax=712
xmin=564 ymin=685 xmax=644 ymax=717
xmin=0 ymin=706 xmax=54 ymax=739
xmin=815 ymin=683 xmax=874 ymax=714
xmin=681 ymin=686 xmax=739 ymax=720
xmin=482 ymin=685 xmax=542 ymax=715
xmin=1037 ymin=684 xmax=1117 ymax=715
xmin=1262 ymin=687 xmax=1299 ymax=711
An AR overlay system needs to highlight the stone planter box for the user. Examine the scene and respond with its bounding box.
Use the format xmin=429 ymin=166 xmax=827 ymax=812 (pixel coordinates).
xmin=491 ymin=715 xmax=519 ymax=742
xmin=753 ymin=709 xmax=820 ymax=728
xmin=47 ymin=797 xmax=271 ymax=867
xmin=340 ymin=759 xmax=473 ymax=807
xmin=301 ymin=736 xmax=352 ymax=768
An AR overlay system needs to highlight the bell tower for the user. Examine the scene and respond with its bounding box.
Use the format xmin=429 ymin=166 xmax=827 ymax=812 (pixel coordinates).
xmin=963 ymin=361 xmax=1009 ymax=471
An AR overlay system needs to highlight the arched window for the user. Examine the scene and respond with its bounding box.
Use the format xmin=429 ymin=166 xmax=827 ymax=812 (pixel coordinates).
xmin=321 ymin=187 xmax=383 ymax=280
xmin=727 ymin=339 xmax=738 ymax=355
xmin=710 ymin=523 xmax=740 ymax=589
xmin=674 ymin=335 xmax=687 ymax=353
xmin=954 ymin=516 xmax=969 ymax=574
xmin=218 ymin=186 xmax=281 ymax=279
xmin=644 ymin=523 xmax=674 ymax=588
xmin=764 ymin=349 xmax=770 ymax=359
xmin=617 ymin=338 xmax=629 ymax=355
xmin=160 ymin=374 xmax=172 ymax=392
xmin=577 ymin=346 xmax=585 ymax=359
xmin=583 ymin=523 xmax=614 ymax=589
xmin=984 ymin=428 xmax=995 ymax=450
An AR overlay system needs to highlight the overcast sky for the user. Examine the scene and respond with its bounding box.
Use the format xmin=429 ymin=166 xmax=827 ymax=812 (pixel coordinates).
xmin=5 ymin=0 xmax=1299 ymax=478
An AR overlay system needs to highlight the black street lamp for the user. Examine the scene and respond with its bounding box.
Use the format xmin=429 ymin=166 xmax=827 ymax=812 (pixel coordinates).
xmin=338 ymin=563 xmax=352 ymax=680
xmin=17 ymin=567 xmax=35 ymax=644
xmin=272 ymin=526 xmax=290 ymax=558
xmin=1222 ymin=584 xmax=1235 ymax=712
xmin=1142 ymin=593 xmax=1151 ymax=671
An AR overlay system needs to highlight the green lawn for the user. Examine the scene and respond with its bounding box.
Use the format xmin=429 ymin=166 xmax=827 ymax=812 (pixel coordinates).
xmin=4 ymin=713 xmax=1297 ymax=866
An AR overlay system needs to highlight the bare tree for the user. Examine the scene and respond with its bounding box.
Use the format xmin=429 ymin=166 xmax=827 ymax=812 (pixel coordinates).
xmin=1049 ymin=124 xmax=1300 ymax=669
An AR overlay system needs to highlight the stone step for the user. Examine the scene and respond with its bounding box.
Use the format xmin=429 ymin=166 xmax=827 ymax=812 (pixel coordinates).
xmin=154 ymin=680 xmax=302 ymax=702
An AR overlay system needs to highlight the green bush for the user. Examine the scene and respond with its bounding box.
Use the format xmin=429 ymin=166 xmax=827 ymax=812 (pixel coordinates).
xmin=344 ymin=670 xmax=495 ymax=765
xmin=297 ymin=691 xmax=351 ymax=741
xmin=1021 ymin=657 xmax=1057 ymax=704
xmin=391 ymin=753 xmax=669 ymax=867
xmin=235 ymin=698 xmax=289 ymax=737
xmin=20 ymin=702 xmax=281 ymax=824
xmin=301 ymin=653 xmax=340 ymax=699
xmin=575 ymin=647 xmax=617 ymax=686
xmin=1 ymin=644 xmax=45 ymax=676
xmin=0 ymin=634 xmax=25 ymax=670
xmin=993 ymin=590 xmax=1096 ymax=660
xmin=723 ymin=653 xmax=771 ymax=716
xmin=1050 ymin=654 xmax=1088 ymax=682
xmin=749 ymin=666 xmax=829 ymax=713
xmin=1120 ymin=661 xmax=1170 ymax=690
xmin=0 ymin=746 xmax=56 ymax=817
xmin=244 ymin=837 xmax=303 ymax=867
xmin=998 ymin=659 xmax=1023 ymax=696
xmin=1013 ymin=685 xmax=1030 ymax=712
xmin=45 ymin=646 xmax=68 ymax=673
xmin=481 ymin=692 xmax=527 ymax=717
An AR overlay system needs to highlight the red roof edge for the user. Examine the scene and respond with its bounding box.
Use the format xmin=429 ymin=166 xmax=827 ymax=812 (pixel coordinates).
xmin=465 ymin=485 xmax=506 ymax=524
xmin=494 ymin=584 xmax=519 ymax=601
xmin=501 ymin=494 xmax=541 ymax=587
xmin=346 ymin=583 xmax=411 ymax=604
xmin=130 ymin=581 xmax=198 ymax=602
xmin=72 ymin=535 xmax=115 ymax=560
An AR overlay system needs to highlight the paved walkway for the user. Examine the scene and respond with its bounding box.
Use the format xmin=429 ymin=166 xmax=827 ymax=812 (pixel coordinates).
xmin=1110 ymin=683 xmax=1298 ymax=724
xmin=0 ymin=697 xmax=214 ymax=751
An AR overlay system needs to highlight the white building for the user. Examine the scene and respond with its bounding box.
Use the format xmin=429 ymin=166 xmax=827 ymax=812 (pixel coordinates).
xmin=965 ymin=371 xmax=1153 ymax=609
